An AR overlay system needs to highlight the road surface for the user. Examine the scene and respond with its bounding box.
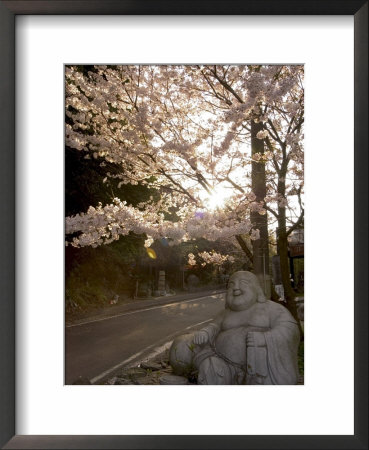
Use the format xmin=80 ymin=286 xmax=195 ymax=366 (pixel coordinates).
xmin=65 ymin=292 xmax=225 ymax=384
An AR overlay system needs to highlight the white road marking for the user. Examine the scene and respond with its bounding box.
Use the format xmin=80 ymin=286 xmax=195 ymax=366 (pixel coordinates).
xmin=89 ymin=318 xmax=213 ymax=384
xmin=90 ymin=350 xmax=148 ymax=384
xmin=66 ymin=292 xmax=225 ymax=328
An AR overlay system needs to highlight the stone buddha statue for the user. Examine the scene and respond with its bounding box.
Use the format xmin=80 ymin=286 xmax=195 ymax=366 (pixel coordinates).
xmin=169 ymin=271 xmax=300 ymax=385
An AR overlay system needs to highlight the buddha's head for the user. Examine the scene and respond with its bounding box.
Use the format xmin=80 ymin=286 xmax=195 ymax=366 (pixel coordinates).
xmin=225 ymin=271 xmax=266 ymax=311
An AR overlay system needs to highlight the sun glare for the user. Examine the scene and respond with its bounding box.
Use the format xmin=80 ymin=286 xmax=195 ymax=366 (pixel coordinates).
xmin=201 ymin=185 xmax=231 ymax=211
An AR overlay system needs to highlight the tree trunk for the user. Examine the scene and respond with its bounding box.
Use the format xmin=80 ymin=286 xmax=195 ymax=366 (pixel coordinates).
xmin=275 ymin=176 xmax=301 ymax=326
xmin=276 ymin=225 xmax=302 ymax=337
xmin=250 ymin=120 xmax=270 ymax=295
xmin=235 ymin=234 xmax=253 ymax=270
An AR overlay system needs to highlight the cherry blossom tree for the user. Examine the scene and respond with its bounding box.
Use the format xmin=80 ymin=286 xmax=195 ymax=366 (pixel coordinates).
xmin=188 ymin=251 xmax=235 ymax=268
xmin=65 ymin=64 xmax=304 ymax=315
xmin=183 ymin=65 xmax=304 ymax=311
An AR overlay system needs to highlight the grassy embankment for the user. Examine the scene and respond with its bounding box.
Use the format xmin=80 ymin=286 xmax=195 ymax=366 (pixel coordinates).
xmin=65 ymin=240 xmax=140 ymax=316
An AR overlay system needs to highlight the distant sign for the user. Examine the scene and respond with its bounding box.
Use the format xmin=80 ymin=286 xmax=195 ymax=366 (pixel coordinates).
xmin=289 ymin=244 xmax=304 ymax=257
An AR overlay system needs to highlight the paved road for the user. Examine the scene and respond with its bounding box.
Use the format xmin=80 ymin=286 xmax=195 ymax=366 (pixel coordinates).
xmin=65 ymin=292 xmax=225 ymax=384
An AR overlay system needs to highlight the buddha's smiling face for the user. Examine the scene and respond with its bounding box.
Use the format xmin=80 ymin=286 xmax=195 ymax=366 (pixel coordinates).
xmin=226 ymin=271 xmax=259 ymax=311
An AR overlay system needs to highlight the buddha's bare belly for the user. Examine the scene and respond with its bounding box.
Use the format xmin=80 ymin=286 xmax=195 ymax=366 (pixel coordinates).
xmin=214 ymin=327 xmax=249 ymax=366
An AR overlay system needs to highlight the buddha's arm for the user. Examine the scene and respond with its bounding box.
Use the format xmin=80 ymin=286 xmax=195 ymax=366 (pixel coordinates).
xmin=193 ymin=312 xmax=223 ymax=345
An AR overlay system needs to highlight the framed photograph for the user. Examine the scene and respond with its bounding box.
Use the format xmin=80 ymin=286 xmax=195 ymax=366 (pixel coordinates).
xmin=1 ymin=1 xmax=367 ymax=449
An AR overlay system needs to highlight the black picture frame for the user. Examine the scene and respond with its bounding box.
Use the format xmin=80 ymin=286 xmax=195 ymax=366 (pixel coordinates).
xmin=0 ymin=1 xmax=367 ymax=449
